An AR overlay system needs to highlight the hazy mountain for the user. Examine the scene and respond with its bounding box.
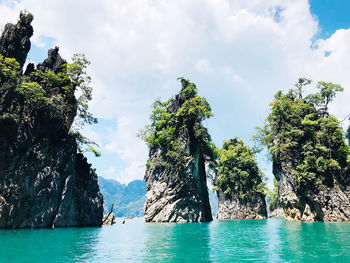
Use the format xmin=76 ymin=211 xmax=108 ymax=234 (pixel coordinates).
xmin=99 ymin=176 xmax=218 ymax=218
xmin=99 ymin=177 xmax=146 ymax=217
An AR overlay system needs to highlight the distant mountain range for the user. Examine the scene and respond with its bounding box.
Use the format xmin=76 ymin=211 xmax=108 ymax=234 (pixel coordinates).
xmin=98 ymin=177 xmax=146 ymax=217
xmin=98 ymin=176 xmax=218 ymax=217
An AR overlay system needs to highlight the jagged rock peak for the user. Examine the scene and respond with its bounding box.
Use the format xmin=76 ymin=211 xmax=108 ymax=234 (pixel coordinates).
xmin=142 ymin=78 xmax=214 ymax=223
xmin=37 ymin=46 xmax=67 ymax=73
xmin=0 ymin=11 xmax=33 ymax=69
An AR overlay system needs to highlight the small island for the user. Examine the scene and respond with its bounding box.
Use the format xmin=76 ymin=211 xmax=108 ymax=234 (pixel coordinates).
xmin=258 ymin=78 xmax=350 ymax=221
xmin=214 ymin=138 xmax=267 ymax=219
xmin=140 ymin=78 xmax=215 ymax=222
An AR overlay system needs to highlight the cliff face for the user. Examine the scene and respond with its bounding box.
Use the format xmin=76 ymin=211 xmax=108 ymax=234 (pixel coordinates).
xmin=143 ymin=79 xmax=213 ymax=222
xmin=216 ymin=191 xmax=266 ymax=219
xmin=275 ymin=162 xmax=350 ymax=221
xmin=0 ymin=13 xmax=103 ymax=228
xmin=214 ymin=139 xmax=267 ymax=219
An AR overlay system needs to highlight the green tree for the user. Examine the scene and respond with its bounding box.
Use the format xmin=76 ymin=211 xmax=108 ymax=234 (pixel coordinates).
xmin=213 ymin=138 xmax=267 ymax=200
xmin=66 ymin=54 xmax=99 ymax=156
xmin=67 ymin=54 xmax=97 ymax=128
xmin=255 ymin=78 xmax=350 ymax=189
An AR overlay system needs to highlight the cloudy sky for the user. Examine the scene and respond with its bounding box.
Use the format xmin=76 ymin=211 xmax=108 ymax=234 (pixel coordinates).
xmin=1 ymin=0 xmax=349 ymax=187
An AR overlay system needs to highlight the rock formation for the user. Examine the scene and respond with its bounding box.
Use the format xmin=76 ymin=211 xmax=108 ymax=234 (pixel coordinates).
xmin=277 ymin=177 xmax=350 ymax=221
xmin=217 ymin=191 xmax=267 ymax=219
xmin=268 ymin=207 xmax=285 ymax=219
xmin=0 ymin=11 xmax=33 ymax=69
xmin=142 ymin=79 xmax=214 ymax=222
xmin=0 ymin=12 xmax=103 ymax=228
xmin=215 ymin=139 xmax=267 ymax=219
xmin=260 ymin=79 xmax=350 ymax=221
xmin=102 ymin=204 xmax=116 ymax=226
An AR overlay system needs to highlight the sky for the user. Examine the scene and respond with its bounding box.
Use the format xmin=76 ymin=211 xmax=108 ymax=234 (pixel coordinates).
xmin=0 ymin=0 xmax=349 ymax=188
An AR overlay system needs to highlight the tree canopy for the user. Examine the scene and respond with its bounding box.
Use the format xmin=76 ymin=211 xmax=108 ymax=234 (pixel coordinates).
xmin=213 ymin=138 xmax=266 ymax=200
xmin=139 ymin=78 xmax=217 ymax=173
xmin=255 ymin=78 xmax=350 ymax=188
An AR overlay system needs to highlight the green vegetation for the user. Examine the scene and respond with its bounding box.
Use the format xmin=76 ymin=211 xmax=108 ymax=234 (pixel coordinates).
xmin=267 ymin=178 xmax=280 ymax=211
xmin=0 ymin=50 xmax=99 ymax=156
xmin=65 ymin=54 xmax=99 ymax=156
xmin=213 ymin=138 xmax=266 ymax=200
xmin=139 ymin=78 xmax=217 ymax=172
xmin=67 ymin=54 xmax=97 ymax=128
xmin=17 ymin=82 xmax=51 ymax=104
xmin=255 ymin=78 xmax=350 ymax=189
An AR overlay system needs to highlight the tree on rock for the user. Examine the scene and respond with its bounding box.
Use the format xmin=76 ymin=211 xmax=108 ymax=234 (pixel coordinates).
xmin=256 ymin=78 xmax=350 ymax=221
xmin=214 ymin=138 xmax=267 ymax=219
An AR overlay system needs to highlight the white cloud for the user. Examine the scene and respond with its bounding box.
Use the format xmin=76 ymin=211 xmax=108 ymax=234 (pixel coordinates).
xmin=195 ymin=59 xmax=212 ymax=73
xmin=103 ymin=166 xmax=116 ymax=175
xmin=115 ymin=161 xmax=146 ymax=184
xmin=1 ymin=0 xmax=350 ymax=185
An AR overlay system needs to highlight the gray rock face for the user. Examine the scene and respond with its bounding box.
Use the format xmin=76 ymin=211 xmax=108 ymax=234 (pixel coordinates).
xmin=277 ymin=176 xmax=350 ymax=221
xmin=102 ymin=212 xmax=116 ymax=226
xmin=217 ymin=190 xmax=267 ymax=219
xmin=144 ymin=146 xmax=212 ymax=222
xmin=143 ymin=90 xmax=212 ymax=223
xmin=0 ymin=13 xmax=103 ymax=228
xmin=272 ymin=142 xmax=350 ymax=222
xmin=0 ymin=11 xmax=33 ymax=69
xmin=37 ymin=46 xmax=67 ymax=73
xmin=268 ymin=207 xmax=285 ymax=219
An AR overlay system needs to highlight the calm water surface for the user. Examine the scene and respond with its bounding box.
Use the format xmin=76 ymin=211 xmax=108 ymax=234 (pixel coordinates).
xmin=0 ymin=218 xmax=349 ymax=262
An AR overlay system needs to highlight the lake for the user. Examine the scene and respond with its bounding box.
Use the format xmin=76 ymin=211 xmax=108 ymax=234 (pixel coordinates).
xmin=1 ymin=218 xmax=350 ymax=262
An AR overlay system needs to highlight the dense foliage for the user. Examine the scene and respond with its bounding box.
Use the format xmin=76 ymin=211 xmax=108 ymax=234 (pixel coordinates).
xmin=139 ymin=78 xmax=217 ymax=172
xmin=255 ymin=78 xmax=350 ymax=188
xmin=213 ymin=138 xmax=266 ymax=200
xmin=0 ymin=51 xmax=99 ymax=155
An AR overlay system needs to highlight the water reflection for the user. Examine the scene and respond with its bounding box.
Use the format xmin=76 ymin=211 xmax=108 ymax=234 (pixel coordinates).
xmin=208 ymin=219 xmax=273 ymax=262
xmin=282 ymin=221 xmax=350 ymax=262
xmin=143 ymin=221 xmax=211 ymax=262
xmin=0 ymin=227 xmax=101 ymax=263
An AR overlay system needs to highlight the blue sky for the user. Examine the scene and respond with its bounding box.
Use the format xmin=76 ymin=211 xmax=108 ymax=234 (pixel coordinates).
xmin=310 ymin=0 xmax=350 ymax=39
xmin=1 ymin=0 xmax=350 ymax=187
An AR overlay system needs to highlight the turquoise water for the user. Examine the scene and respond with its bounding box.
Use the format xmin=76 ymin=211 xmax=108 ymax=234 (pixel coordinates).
xmin=1 ymin=218 xmax=350 ymax=262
